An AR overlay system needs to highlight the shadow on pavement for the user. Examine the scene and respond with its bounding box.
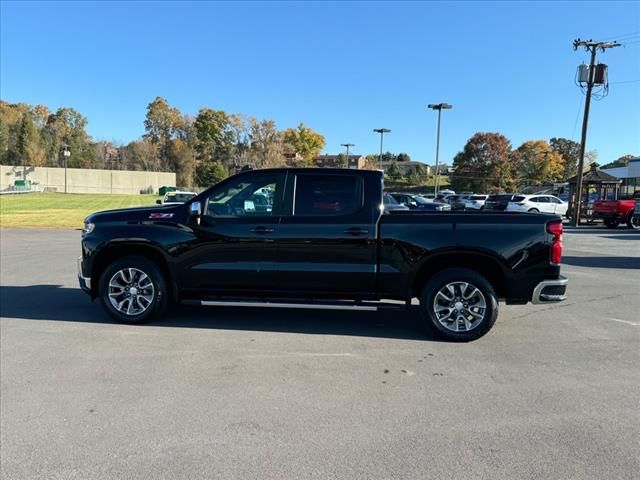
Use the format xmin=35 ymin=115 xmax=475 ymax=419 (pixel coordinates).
xmin=602 ymin=235 xmax=640 ymax=241
xmin=562 ymin=256 xmax=640 ymax=269
xmin=0 ymin=285 xmax=438 ymax=342
xmin=564 ymin=227 xmax=638 ymax=235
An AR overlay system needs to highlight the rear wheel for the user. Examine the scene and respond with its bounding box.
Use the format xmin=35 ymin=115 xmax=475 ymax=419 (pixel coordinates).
xmin=99 ymin=256 xmax=167 ymax=323
xmin=604 ymin=219 xmax=619 ymax=229
xmin=626 ymin=213 xmax=639 ymax=230
xmin=419 ymin=268 xmax=498 ymax=342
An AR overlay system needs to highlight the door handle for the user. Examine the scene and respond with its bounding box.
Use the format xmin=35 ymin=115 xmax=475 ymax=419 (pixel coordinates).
xmin=250 ymin=226 xmax=274 ymax=234
xmin=344 ymin=227 xmax=369 ymax=235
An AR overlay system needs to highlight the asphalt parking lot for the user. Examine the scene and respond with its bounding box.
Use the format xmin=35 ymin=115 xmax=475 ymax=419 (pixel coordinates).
xmin=1 ymin=227 xmax=639 ymax=480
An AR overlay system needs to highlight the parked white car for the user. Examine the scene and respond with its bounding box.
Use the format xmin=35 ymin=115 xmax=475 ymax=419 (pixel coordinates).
xmin=464 ymin=194 xmax=488 ymax=210
xmin=506 ymin=195 xmax=568 ymax=215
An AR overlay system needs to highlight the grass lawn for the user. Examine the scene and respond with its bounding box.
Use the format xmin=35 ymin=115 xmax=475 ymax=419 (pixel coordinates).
xmin=0 ymin=193 xmax=158 ymax=228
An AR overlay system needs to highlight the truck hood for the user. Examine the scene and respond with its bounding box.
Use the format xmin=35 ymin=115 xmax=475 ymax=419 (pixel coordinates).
xmin=85 ymin=204 xmax=185 ymax=224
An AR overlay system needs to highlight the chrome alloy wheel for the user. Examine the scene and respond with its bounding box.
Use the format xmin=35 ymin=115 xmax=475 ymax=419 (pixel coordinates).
xmin=108 ymin=268 xmax=155 ymax=316
xmin=433 ymin=281 xmax=487 ymax=332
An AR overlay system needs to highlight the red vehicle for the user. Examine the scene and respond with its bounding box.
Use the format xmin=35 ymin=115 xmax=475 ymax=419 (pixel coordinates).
xmin=593 ymin=190 xmax=640 ymax=229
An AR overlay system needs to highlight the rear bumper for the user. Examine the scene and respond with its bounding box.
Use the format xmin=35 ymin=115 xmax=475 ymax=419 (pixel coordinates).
xmin=77 ymin=256 xmax=92 ymax=295
xmin=531 ymin=276 xmax=568 ymax=304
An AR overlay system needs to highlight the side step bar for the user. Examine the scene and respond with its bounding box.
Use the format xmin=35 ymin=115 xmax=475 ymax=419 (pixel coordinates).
xmin=196 ymin=299 xmax=406 ymax=312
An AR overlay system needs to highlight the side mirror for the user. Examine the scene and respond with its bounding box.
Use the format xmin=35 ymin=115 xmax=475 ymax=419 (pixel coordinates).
xmin=189 ymin=201 xmax=202 ymax=225
xmin=190 ymin=201 xmax=202 ymax=216
xmin=156 ymin=199 xmax=162 ymax=205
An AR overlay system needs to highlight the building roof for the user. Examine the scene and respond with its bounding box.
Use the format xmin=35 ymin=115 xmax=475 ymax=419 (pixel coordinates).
xmin=566 ymin=163 xmax=622 ymax=185
xmin=314 ymin=154 xmax=364 ymax=160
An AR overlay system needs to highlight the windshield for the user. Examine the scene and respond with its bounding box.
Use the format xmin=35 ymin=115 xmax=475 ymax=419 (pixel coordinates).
xmin=383 ymin=193 xmax=399 ymax=205
xmin=165 ymin=193 xmax=196 ymax=203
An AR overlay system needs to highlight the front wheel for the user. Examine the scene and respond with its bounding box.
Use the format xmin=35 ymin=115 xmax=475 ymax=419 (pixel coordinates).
xmin=627 ymin=213 xmax=640 ymax=230
xmin=528 ymin=208 xmax=539 ymax=213
xmin=99 ymin=256 xmax=168 ymax=323
xmin=420 ymin=268 xmax=498 ymax=342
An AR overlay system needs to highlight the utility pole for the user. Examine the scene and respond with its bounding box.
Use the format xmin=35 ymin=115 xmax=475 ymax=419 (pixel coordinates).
xmin=572 ymin=38 xmax=620 ymax=226
xmin=62 ymin=144 xmax=71 ymax=193
xmin=373 ymin=128 xmax=390 ymax=170
xmin=427 ymin=103 xmax=452 ymax=194
xmin=341 ymin=143 xmax=355 ymax=168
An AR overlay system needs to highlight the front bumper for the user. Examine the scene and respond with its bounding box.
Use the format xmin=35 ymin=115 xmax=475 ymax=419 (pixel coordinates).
xmin=531 ymin=276 xmax=568 ymax=304
xmin=77 ymin=256 xmax=92 ymax=294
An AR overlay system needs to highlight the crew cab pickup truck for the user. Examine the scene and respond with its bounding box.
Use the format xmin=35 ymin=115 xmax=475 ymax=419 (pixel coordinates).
xmin=78 ymin=168 xmax=567 ymax=341
xmin=593 ymin=190 xmax=640 ymax=229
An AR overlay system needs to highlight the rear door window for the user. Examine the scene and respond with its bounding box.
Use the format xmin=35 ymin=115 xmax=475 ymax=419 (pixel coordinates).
xmin=294 ymin=174 xmax=363 ymax=216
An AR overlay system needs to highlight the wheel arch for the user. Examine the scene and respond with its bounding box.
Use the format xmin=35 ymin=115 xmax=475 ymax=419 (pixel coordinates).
xmin=411 ymin=250 xmax=509 ymax=300
xmin=90 ymin=242 xmax=175 ymax=301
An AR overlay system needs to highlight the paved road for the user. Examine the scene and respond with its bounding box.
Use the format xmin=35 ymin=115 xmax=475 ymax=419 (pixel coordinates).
xmin=1 ymin=227 xmax=639 ymax=480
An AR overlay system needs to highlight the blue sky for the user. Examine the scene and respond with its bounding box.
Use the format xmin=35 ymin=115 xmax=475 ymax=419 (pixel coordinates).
xmin=1 ymin=1 xmax=639 ymax=165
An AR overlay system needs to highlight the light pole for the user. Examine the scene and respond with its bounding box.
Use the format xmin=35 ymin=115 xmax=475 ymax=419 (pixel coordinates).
xmin=62 ymin=144 xmax=71 ymax=193
xmin=427 ymin=103 xmax=452 ymax=194
xmin=340 ymin=143 xmax=354 ymax=168
xmin=373 ymin=128 xmax=390 ymax=170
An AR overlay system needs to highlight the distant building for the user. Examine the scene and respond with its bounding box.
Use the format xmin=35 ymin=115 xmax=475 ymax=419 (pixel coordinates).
xmin=283 ymin=151 xmax=304 ymax=163
xmin=313 ymin=154 xmax=366 ymax=169
xmin=380 ymin=161 xmax=431 ymax=175
xmin=601 ymin=157 xmax=640 ymax=196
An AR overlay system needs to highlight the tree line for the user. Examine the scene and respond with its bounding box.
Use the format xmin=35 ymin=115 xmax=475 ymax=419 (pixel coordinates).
xmin=0 ymin=97 xmax=326 ymax=187
xmin=449 ymin=133 xmax=606 ymax=193
xmin=2 ymin=98 xmax=634 ymax=192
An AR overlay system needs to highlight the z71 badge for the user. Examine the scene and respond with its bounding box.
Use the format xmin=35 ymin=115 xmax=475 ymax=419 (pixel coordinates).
xmin=148 ymin=213 xmax=174 ymax=219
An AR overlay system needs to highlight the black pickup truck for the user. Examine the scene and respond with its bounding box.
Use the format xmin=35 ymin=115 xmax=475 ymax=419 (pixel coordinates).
xmin=78 ymin=168 xmax=567 ymax=341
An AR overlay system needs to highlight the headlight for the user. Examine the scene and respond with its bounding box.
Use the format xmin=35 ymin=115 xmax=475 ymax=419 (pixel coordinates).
xmin=82 ymin=221 xmax=95 ymax=235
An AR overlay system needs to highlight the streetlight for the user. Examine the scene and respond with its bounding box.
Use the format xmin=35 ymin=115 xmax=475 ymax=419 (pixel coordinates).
xmin=373 ymin=128 xmax=391 ymax=170
xmin=340 ymin=143 xmax=355 ymax=168
xmin=62 ymin=144 xmax=71 ymax=193
xmin=427 ymin=103 xmax=453 ymax=194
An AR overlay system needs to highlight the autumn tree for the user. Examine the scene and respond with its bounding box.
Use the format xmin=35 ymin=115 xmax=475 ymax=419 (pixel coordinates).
xmin=549 ymin=137 xmax=580 ymax=180
xmin=143 ymin=97 xmax=183 ymax=169
xmin=122 ymin=140 xmax=158 ymax=171
xmin=450 ymin=132 xmax=515 ymax=193
xmin=514 ymin=140 xmax=564 ymax=185
xmin=193 ymin=108 xmax=232 ymax=163
xmin=249 ymin=118 xmax=285 ymax=168
xmin=282 ymin=123 xmax=325 ymax=164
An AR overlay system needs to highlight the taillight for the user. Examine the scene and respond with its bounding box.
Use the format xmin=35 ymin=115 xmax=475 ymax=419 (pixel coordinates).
xmin=547 ymin=220 xmax=563 ymax=264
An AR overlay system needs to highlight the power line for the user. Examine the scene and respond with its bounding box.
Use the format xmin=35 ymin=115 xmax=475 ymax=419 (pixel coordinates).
xmin=571 ymin=95 xmax=583 ymax=141
xmin=601 ymin=30 xmax=640 ymax=41
xmin=608 ymin=79 xmax=640 ymax=85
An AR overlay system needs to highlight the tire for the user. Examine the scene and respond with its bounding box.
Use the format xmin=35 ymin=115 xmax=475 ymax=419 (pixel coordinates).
xmin=604 ymin=219 xmax=619 ymax=229
xmin=626 ymin=213 xmax=639 ymax=230
xmin=98 ymin=255 xmax=168 ymax=324
xmin=528 ymin=208 xmax=539 ymax=213
xmin=419 ymin=268 xmax=498 ymax=342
